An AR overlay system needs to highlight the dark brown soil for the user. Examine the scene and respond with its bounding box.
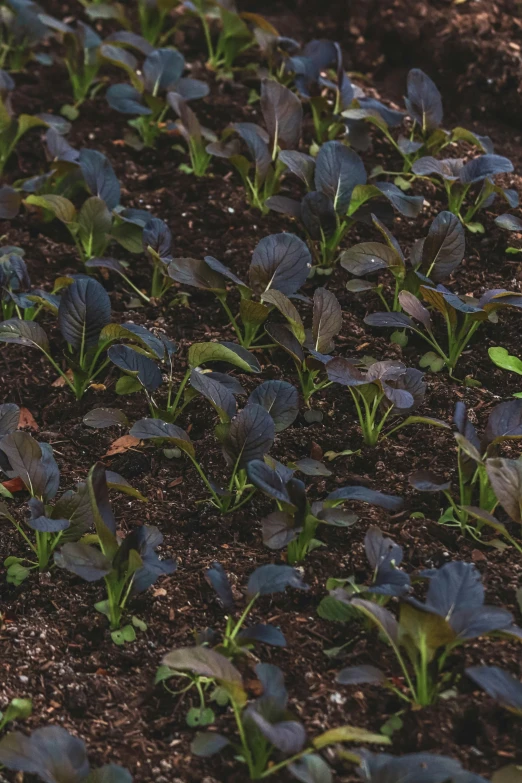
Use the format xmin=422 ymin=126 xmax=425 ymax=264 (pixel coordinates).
xmin=1 ymin=2 xmax=522 ymax=782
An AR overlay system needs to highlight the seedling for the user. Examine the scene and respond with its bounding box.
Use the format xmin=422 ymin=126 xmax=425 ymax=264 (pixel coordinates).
xmin=341 ymin=211 xmax=465 ymax=313
xmin=208 ymin=80 xmax=302 ymax=212
xmin=102 ymin=44 xmax=208 ymax=149
xmin=248 ymin=458 xmax=403 ymax=563
xmin=409 ymin=399 xmax=522 ymax=538
xmin=326 ymin=358 xmax=449 ymax=446
xmin=489 ymin=346 xmax=522 ymax=397
xmin=130 ymin=378 xmax=297 ymax=512
xmin=162 ymin=646 xmax=387 ymax=780
xmin=366 ymin=285 xmax=522 ymax=375
xmin=267 ymin=140 xmax=422 ymax=272
xmin=495 ymin=213 xmax=522 ymax=255
xmin=55 ymin=463 xmax=175 ymax=637
xmin=0 ymin=430 xmax=146 ymax=583
xmin=157 ymin=562 xmax=307 ymax=727
xmin=169 ymin=232 xmax=311 ymax=348
xmin=337 ymin=561 xmax=521 ymax=706
xmin=411 ymin=153 xmax=516 ymax=232
xmin=265 ymin=287 xmax=342 ymax=404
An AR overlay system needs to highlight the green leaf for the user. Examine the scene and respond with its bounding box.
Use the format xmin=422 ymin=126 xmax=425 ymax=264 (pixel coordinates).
xmin=399 ymin=602 xmax=456 ymax=658
xmin=188 ymin=342 xmax=260 ymax=373
xmin=380 ymin=714 xmax=403 ymax=737
xmin=94 ymin=599 xmax=111 ymax=619
xmin=0 ymin=697 xmax=32 ymax=727
xmin=466 ymin=221 xmax=485 ymax=234
xmin=6 ymin=562 xmax=31 ymax=584
xmin=111 ymin=624 xmax=136 ymax=645
xmin=115 ymin=376 xmax=143 ymax=395
xmin=317 ymin=596 xmax=357 ymax=623
xmin=187 ymin=707 xmax=215 ymax=727
xmin=162 ymin=646 xmax=246 ymax=706
xmin=313 ymin=725 xmax=390 ymax=749
xmin=77 ymin=197 xmax=112 ymax=258
xmin=489 ymin=346 xmax=522 ymax=376
xmin=398 ymin=416 xmax=451 ymax=431
xmin=391 ymin=329 xmax=408 ymax=347
xmin=24 ymin=194 xmax=77 ymax=224
xmin=132 ymin=616 xmax=147 ymax=631
xmin=419 ymin=351 xmax=445 ymax=372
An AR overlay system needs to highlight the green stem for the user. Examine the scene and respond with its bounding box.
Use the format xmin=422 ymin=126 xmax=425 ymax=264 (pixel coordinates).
xmin=168 ymin=368 xmax=191 ymax=419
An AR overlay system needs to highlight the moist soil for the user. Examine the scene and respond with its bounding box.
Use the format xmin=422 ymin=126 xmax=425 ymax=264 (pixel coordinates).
xmin=1 ymin=1 xmax=522 ymax=781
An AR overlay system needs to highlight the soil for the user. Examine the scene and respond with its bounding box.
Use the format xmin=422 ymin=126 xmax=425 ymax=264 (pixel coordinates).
xmin=1 ymin=1 xmax=522 ymax=782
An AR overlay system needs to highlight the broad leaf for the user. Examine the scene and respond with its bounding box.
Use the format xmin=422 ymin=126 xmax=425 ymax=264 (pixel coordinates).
xmin=261 ymin=79 xmax=302 ymax=149
xmin=54 ymin=542 xmax=112 ymax=581
xmin=249 ymin=233 xmax=311 ymax=296
xmin=188 ymin=342 xmax=261 ymax=373
xmin=314 ymin=141 xmax=366 ymax=213
xmin=222 ymin=404 xmax=275 ymax=467
xmin=248 ymin=380 xmax=299 ymax=432
xmin=58 ymin=278 xmax=111 ymax=349
xmin=162 ymin=646 xmax=246 ymax=705
xmin=246 ymin=564 xmax=309 ymax=598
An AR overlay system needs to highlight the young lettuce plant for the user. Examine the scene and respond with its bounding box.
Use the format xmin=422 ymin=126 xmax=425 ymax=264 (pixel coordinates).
xmin=341 ymin=211 xmax=465 ymax=313
xmin=87 ymin=217 xmax=174 ymax=303
xmin=129 ymin=378 xmax=298 ymax=512
xmin=0 ymin=725 xmax=132 ymax=783
xmin=102 ymin=44 xmax=209 ymax=149
xmin=168 ymin=232 xmax=312 ymax=348
xmin=267 ymin=139 xmax=423 ymax=272
xmin=317 ymin=526 xmax=411 ymax=625
xmin=326 ymin=358 xmax=448 ymax=447
xmin=208 ymin=80 xmax=302 ymax=213
xmin=489 ymin=346 xmax=522 ymax=397
xmin=264 ymin=286 xmax=342 ymax=405
xmin=336 ymin=561 xmax=522 ymax=707
xmin=365 ymin=285 xmax=522 ymax=375
xmin=109 ymin=338 xmax=260 ymax=422
xmin=409 ymin=400 xmax=522 ymax=536
xmin=0 ymin=430 xmax=146 ymax=584
xmin=162 ymin=646 xmax=387 ymax=780
xmin=343 ymin=68 xmax=494 ymax=185
xmin=183 ymin=0 xmax=262 ymax=73
xmin=157 ymin=562 xmax=306 ymax=727
xmin=247 ymin=458 xmax=403 ymax=564
xmin=24 ymin=148 xmax=149 ymax=262
xmin=0 ymin=278 xmax=167 ymax=399
xmin=411 ymin=153 xmax=516 ymax=232
xmin=55 ymin=463 xmax=175 ymax=641
xmin=495 ymin=213 xmax=522 ymax=255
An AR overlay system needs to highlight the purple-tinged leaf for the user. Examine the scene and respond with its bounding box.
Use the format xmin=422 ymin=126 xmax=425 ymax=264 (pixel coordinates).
xmin=314 ymin=141 xmax=366 ymax=214
xmin=409 ymin=470 xmax=450 ymax=492
xmin=248 ymin=380 xmax=298 ymax=432
xmin=191 ymin=733 xmax=230 ymax=758
xmin=249 ymin=233 xmax=311 ymax=296
xmin=205 ymin=562 xmax=235 ymax=609
xmin=466 ymin=666 xmax=522 ymax=713
xmin=405 ymin=68 xmax=443 ymax=130
xmin=246 ymin=564 xmax=309 ymax=598
xmin=261 ymin=79 xmax=302 ymax=150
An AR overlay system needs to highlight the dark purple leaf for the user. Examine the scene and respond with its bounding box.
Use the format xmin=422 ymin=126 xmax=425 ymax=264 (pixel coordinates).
xmin=0 ymin=726 xmax=90 ymax=782
xmin=495 ymin=214 xmax=522 ymax=232
xmin=106 ymin=83 xmax=149 ymax=115
xmin=54 ymin=541 xmax=112 ymax=581
xmin=0 ymin=187 xmax=22 ymax=219
xmin=486 ymin=458 xmax=522 ymax=522
xmin=58 ymin=278 xmax=111 ymax=350
xmin=247 ymin=461 xmax=292 ymax=504
xmin=83 ymin=408 xmax=128 ymax=429
xmin=249 ymin=233 xmax=311 ymax=296
xmin=78 ymin=149 xmax=120 ymax=210
xmin=266 ymin=195 xmax=303 ymax=220
xmin=278 ymin=150 xmax=315 ymax=188
xmin=364 ymin=312 xmax=415 ymax=329
xmin=190 ymin=370 xmax=237 ymax=421
xmin=143 ymin=217 xmax=172 ymax=259
xmin=191 ymin=733 xmax=230 ymax=758
xmin=459 ymin=155 xmax=514 ymax=184
xmin=301 ymin=191 xmax=337 ymax=240
xmin=222 ymin=404 xmax=275 ymax=468
xmin=143 ymin=48 xmax=185 ymax=92
xmin=129 ymin=418 xmax=194 ymax=457
xmin=340 ymin=242 xmax=401 ymax=277
xmin=405 ymin=68 xmax=443 ymax=130
xmin=409 ymin=470 xmax=450 ymax=492
xmin=0 ymin=404 xmax=19 ymax=437
xmin=265 ymin=322 xmax=305 ymax=364
xmin=205 ymin=562 xmax=235 ymax=609
xmin=246 ymin=564 xmax=309 ymax=598
xmin=246 ymin=709 xmax=306 ymax=754
xmin=237 ymin=624 xmax=286 ymax=647
xmin=314 ymin=141 xmax=366 ymax=213
xmin=261 ymin=79 xmax=302 ymax=150
xmin=375 ymin=182 xmax=423 ymax=218
xmin=108 ymin=345 xmax=162 ymax=393
xmin=466 ymin=666 xmax=522 ymax=713
xmin=421 ymin=211 xmax=465 ymax=282
xmin=325 ymin=485 xmax=403 ymax=511
xmin=248 ymin=380 xmax=298 ymax=432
